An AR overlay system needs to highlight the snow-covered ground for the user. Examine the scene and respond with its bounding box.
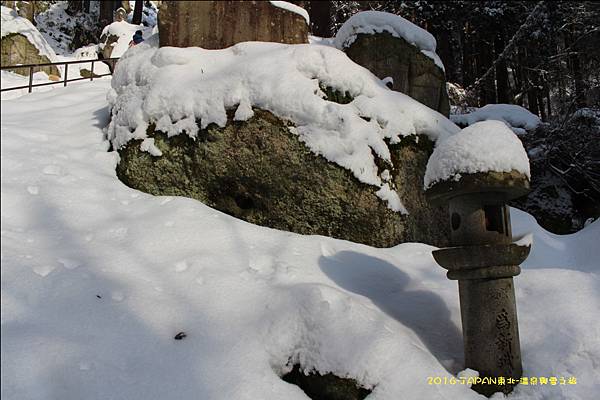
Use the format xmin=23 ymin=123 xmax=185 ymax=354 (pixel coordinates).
xmin=1 ymin=79 xmax=599 ymax=400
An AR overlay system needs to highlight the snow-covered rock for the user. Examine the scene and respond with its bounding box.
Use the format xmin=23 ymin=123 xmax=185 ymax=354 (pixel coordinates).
xmin=451 ymin=104 xmax=541 ymax=133
xmin=333 ymin=11 xmax=449 ymax=116
xmin=1 ymin=5 xmax=59 ymax=77
xmin=333 ymin=11 xmax=444 ymax=71
xmin=269 ymin=1 xmax=309 ymax=24
xmin=424 ymin=120 xmax=530 ymax=188
xmin=35 ymin=1 xmax=100 ymax=55
xmin=1 ymin=5 xmax=58 ymax=62
xmin=108 ymin=41 xmax=458 ymax=193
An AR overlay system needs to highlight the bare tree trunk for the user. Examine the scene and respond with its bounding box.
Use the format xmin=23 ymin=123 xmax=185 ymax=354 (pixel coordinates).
xmin=571 ymin=53 xmax=586 ymax=108
xmin=494 ymin=31 xmax=509 ymax=103
xmin=132 ymin=0 xmax=143 ymax=25
xmin=99 ymin=1 xmax=121 ymax=28
xmin=461 ymin=22 xmax=474 ymax=87
xmin=477 ymin=34 xmax=496 ymax=105
xmin=307 ymin=1 xmax=331 ymax=37
xmin=67 ymin=1 xmax=84 ymax=15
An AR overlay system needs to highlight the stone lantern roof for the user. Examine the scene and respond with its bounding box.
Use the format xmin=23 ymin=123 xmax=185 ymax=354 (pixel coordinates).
xmin=425 ymin=169 xmax=530 ymax=205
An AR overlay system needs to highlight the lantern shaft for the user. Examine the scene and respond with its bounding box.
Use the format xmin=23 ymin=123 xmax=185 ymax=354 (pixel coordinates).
xmin=459 ymin=278 xmax=522 ymax=395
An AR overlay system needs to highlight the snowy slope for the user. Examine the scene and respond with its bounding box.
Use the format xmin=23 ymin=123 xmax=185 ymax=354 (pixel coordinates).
xmin=1 ymin=81 xmax=599 ymax=400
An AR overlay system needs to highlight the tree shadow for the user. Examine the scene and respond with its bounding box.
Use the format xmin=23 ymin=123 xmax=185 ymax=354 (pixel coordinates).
xmin=319 ymin=251 xmax=463 ymax=373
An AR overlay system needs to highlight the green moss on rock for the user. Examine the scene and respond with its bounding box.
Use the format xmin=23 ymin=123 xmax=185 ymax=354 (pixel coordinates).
xmin=116 ymin=109 xmax=450 ymax=247
xmin=343 ymin=31 xmax=450 ymax=117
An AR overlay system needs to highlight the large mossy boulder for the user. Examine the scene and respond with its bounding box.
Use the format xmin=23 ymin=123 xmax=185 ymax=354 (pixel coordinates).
xmin=342 ymin=32 xmax=450 ymax=117
xmin=1 ymin=33 xmax=59 ymax=76
xmin=117 ymin=110 xmax=450 ymax=248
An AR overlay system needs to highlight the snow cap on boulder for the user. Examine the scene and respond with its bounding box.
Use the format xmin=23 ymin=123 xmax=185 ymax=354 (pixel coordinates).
xmin=333 ymin=10 xmax=443 ymax=70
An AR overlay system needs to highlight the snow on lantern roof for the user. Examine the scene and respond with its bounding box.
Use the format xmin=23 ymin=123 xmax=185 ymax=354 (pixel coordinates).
xmin=424 ymin=120 xmax=530 ymax=189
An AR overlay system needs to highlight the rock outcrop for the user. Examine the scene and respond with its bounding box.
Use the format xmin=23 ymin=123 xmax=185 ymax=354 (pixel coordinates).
xmin=116 ymin=110 xmax=450 ymax=248
xmin=342 ymin=31 xmax=450 ymax=117
xmin=158 ymin=0 xmax=309 ymax=49
xmin=1 ymin=33 xmax=59 ymax=76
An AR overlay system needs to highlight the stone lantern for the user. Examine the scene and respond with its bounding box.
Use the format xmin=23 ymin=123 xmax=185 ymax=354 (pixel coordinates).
xmin=426 ymin=170 xmax=531 ymax=396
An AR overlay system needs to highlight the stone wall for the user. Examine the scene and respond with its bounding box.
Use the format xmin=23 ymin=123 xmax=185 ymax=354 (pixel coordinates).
xmin=343 ymin=32 xmax=450 ymax=116
xmin=1 ymin=33 xmax=59 ymax=76
xmin=158 ymin=0 xmax=308 ymax=49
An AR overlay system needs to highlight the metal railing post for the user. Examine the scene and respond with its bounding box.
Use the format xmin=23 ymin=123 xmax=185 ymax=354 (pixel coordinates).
xmin=28 ymin=66 xmax=33 ymax=93
xmin=63 ymin=62 xmax=68 ymax=87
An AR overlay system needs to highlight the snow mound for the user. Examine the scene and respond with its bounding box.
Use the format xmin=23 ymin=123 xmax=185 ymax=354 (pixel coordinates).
xmin=451 ymin=104 xmax=541 ymax=132
xmin=424 ymin=120 xmax=530 ymax=188
xmin=269 ymin=1 xmax=309 ymax=24
xmin=108 ymin=41 xmax=459 ymax=210
xmin=99 ymin=20 xmax=151 ymax=58
xmin=333 ymin=11 xmax=444 ymax=71
xmin=511 ymin=207 xmax=599 ymax=272
xmin=0 ymin=5 xmax=58 ymax=62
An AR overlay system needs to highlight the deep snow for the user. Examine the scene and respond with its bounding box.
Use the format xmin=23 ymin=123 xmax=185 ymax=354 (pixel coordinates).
xmin=1 ymin=79 xmax=599 ymax=400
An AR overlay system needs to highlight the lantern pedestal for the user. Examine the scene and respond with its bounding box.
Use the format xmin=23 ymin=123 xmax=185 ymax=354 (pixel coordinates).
xmin=426 ymin=172 xmax=531 ymax=396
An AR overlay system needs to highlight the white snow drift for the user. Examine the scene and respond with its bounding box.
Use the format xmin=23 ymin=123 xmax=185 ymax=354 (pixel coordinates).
xmin=451 ymin=103 xmax=542 ymax=133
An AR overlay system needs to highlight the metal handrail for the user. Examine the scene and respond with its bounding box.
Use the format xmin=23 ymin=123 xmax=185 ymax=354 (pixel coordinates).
xmin=0 ymin=57 xmax=120 ymax=93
